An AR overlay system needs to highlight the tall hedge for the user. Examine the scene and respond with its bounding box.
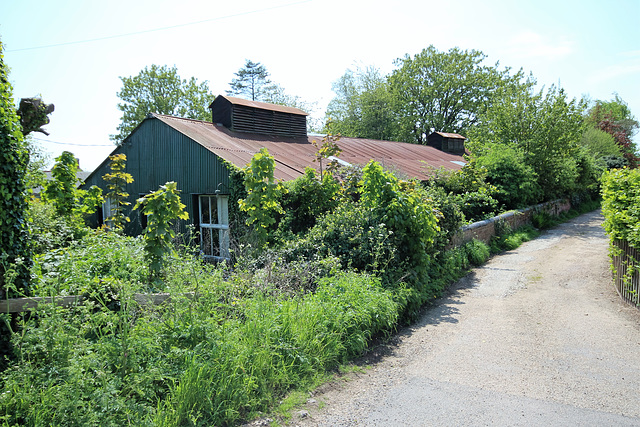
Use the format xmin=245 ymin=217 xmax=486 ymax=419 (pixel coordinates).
xmin=0 ymin=41 xmax=32 ymax=297
xmin=601 ymin=168 xmax=640 ymax=248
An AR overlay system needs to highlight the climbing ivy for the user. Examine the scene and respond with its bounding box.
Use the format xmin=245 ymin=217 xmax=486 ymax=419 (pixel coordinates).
xmin=0 ymin=41 xmax=32 ymax=297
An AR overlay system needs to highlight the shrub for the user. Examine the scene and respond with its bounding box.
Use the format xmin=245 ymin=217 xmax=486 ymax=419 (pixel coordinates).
xmin=278 ymin=168 xmax=343 ymax=235
xmin=601 ymin=168 xmax=640 ymax=247
xmin=475 ymin=144 xmax=542 ymax=209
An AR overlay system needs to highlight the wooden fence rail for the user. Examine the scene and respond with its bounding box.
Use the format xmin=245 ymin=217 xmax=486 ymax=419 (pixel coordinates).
xmin=0 ymin=293 xmax=193 ymax=314
xmin=611 ymin=239 xmax=640 ymax=307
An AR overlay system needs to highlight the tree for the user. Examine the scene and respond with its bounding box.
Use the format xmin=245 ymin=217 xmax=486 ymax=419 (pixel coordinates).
xmin=102 ymin=154 xmax=134 ymax=230
xmin=0 ymin=41 xmax=32 ymax=297
xmin=238 ymin=148 xmax=285 ymax=245
xmin=227 ymin=60 xmax=272 ymax=101
xmin=388 ymin=45 xmax=532 ymax=144
xmin=111 ymin=65 xmax=213 ymax=144
xmin=43 ymin=151 xmax=81 ymax=217
xmin=468 ymin=85 xmax=587 ymax=199
xmin=134 ymin=181 xmax=188 ymax=280
xmin=586 ymin=95 xmax=639 ymax=167
xmin=326 ymin=66 xmax=398 ymax=140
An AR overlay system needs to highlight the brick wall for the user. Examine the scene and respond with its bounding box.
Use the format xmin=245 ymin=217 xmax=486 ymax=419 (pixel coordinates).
xmin=449 ymin=199 xmax=572 ymax=247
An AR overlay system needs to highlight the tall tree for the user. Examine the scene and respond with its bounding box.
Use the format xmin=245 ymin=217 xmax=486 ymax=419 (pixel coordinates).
xmin=388 ymin=45 xmax=532 ymax=144
xmin=0 ymin=41 xmax=32 ymax=297
xmin=326 ymin=66 xmax=398 ymax=140
xmin=111 ymin=65 xmax=213 ymax=144
xmin=586 ymin=95 xmax=639 ymax=167
xmin=468 ymin=85 xmax=587 ymax=199
xmin=227 ymin=60 xmax=272 ymax=101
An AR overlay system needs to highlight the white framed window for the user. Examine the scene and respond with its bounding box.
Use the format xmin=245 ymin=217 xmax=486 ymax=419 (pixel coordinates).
xmin=102 ymin=196 xmax=116 ymax=228
xmin=198 ymin=194 xmax=229 ymax=260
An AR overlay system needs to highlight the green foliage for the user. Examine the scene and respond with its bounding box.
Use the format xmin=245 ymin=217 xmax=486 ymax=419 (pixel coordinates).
xmin=238 ymin=148 xmax=285 ymax=245
xmin=454 ymin=188 xmax=500 ymax=222
xmin=43 ymin=151 xmax=80 ymax=216
xmin=465 ymin=240 xmax=491 ymax=266
xmin=326 ymin=66 xmax=398 ymax=140
xmin=111 ymin=64 xmax=213 ymax=144
xmin=31 ymin=231 xmax=148 ymax=296
xmin=580 ymin=127 xmax=623 ymax=160
xmin=134 ymin=181 xmax=189 ymax=280
xmin=389 ymin=45 xmax=531 ymax=143
xmin=0 ymin=40 xmax=32 ymax=298
xmin=423 ymin=164 xmax=499 ymax=223
xmin=227 ymin=59 xmax=272 ymax=101
xmin=2 ymin=256 xmax=399 ymax=426
xmin=279 ymin=168 xmax=343 ymax=235
xmin=360 ymin=162 xmax=439 ymax=285
xmin=601 ymin=168 xmax=640 ymax=247
xmin=312 ymin=133 xmax=343 ymax=180
xmin=469 ymin=85 xmax=586 ymax=200
xmin=490 ymin=225 xmax=540 ymax=253
xmin=103 ymin=153 xmax=133 ymax=230
xmin=29 ymin=198 xmax=81 ymax=254
xmin=474 ymin=144 xmax=542 ymax=209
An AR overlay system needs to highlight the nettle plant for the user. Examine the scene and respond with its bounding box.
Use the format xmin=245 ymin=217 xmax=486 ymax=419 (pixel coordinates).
xmin=134 ymin=181 xmax=189 ymax=281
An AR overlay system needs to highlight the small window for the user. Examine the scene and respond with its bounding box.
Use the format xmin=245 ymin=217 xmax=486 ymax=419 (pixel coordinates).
xmin=102 ymin=197 xmax=116 ymax=228
xmin=198 ymin=195 xmax=229 ymax=260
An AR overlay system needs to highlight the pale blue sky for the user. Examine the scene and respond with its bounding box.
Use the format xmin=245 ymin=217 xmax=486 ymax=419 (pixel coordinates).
xmin=2 ymin=0 xmax=639 ymax=171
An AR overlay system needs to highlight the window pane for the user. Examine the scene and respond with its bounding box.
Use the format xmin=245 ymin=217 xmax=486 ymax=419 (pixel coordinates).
xmin=218 ymin=196 xmax=229 ymax=225
xmin=211 ymin=198 xmax=218 ymax=226
xmin=200 ymin=196 xmax=210 ymax=224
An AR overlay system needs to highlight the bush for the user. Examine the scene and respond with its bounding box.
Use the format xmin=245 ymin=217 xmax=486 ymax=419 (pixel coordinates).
xmin=475 ymin=144 xmax=542 ymax=209
xmin=278 ymin=168 xmax=343 ymax=235
xmin=454 ymin=188 xmax=500 ymax=223
xmin=601 ymin=168 xmax=640 ymax=247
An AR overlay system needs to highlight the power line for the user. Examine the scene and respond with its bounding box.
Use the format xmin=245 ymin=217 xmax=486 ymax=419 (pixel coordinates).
xmin=7 ymin=1 xmax=311 ymax=52
xmin=33 ymin=137 xmax=113 ymax=147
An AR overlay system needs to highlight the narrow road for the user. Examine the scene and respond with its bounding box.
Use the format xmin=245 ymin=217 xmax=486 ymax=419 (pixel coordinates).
xmin=297 ymin=210 xmax=640 ymax=426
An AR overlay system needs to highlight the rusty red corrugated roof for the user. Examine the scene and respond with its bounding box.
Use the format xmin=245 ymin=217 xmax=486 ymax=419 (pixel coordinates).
xmin=433 ymin=131 xmax=466 ymax=139
xmin=215 ymin=95 xmax=309 ymax=116
xmin=152 ymin=114 xmax=466 ymax=181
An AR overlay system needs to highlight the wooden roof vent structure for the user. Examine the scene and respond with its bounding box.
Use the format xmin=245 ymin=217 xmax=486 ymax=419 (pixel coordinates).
xmin=209 ymin=95 xmax=308 ymax=139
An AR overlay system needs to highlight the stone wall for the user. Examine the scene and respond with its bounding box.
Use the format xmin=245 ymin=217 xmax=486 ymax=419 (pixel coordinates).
xmin=449 ymin=199 xmax=572 ymax=247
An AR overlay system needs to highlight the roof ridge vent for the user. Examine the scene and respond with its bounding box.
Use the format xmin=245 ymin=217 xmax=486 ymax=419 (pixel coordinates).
xmin=209 ymin=95 xmax=307 ymax=138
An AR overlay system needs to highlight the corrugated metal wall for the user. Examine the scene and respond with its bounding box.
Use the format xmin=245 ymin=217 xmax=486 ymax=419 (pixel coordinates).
xmin=82 ymin=117 xmax=232 ymax=235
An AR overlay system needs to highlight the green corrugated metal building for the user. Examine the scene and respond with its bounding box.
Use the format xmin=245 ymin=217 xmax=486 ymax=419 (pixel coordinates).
xmin=82 ymin=95 xmax=467 ymax=260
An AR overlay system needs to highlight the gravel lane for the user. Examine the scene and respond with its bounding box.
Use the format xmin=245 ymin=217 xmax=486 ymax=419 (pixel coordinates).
xmin=292 ymin=210 xmax=640 ymax=426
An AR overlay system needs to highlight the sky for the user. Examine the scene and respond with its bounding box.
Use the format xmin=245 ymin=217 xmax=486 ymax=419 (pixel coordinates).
xmin=2 ymin=0 xmax=639 ymax=172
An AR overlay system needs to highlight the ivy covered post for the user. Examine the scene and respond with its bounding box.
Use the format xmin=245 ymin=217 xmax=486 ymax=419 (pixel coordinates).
xmin=0 ymin=41 xmax=32 ymax=298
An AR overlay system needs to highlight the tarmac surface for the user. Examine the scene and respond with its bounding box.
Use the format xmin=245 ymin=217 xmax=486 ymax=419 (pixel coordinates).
xmin=292 ymin=210 xmax=640 ymax=426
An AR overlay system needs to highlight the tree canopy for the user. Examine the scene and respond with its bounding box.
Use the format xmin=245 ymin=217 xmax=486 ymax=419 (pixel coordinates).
xmin=325 ymin=46 xmax=532 ymax=144
xmin=468 ymin=85 xmax=587 ymax=199
xmin=325 ymin=66 xmax=397 ymax=140
xmin=586 ymin=94 xmax=639 ymax=167
xmin=227 ymin=60 xmax=273 ymax=102
xmin=111 ymin=64 xmax=213 ymax=144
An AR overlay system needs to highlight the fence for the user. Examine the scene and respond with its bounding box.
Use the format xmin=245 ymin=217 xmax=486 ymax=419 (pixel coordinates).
xmin=611 ymin=239 xmax=640 ymax=307
xmin=0 ymin=293 xmax=193 ymax=313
